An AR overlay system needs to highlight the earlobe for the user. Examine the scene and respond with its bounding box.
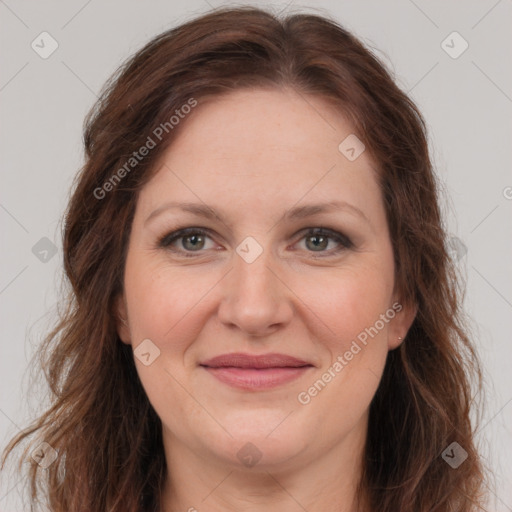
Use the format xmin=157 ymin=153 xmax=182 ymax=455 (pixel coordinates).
xmin=388 ymin=299 xmax=417 ymax=350
xmin=114 ymin=294 xmax=132 ymax=345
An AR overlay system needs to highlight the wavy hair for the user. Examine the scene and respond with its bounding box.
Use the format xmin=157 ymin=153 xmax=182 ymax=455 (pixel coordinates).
xmin=1 ymin=6 xmax=487 ymax=511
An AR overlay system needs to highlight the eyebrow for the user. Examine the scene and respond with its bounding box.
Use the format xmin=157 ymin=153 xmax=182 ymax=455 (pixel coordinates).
xmin=144 ymin=200 xmax=371 ymax=227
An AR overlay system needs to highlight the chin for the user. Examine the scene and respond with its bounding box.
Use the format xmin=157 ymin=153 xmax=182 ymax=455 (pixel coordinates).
xmin=204 ymin=410 xmax=311 ymax=469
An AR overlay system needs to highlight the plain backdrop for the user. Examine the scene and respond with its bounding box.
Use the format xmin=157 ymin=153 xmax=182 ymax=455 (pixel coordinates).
xmin=1 ymin=1 xmax=511 ymax=510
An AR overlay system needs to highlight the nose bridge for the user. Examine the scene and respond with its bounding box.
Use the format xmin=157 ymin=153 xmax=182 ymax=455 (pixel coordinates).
xmin=217 ymin=236 xmax=292 ymax=335
xmin=235 ymin=242 xmax=275 ymax=296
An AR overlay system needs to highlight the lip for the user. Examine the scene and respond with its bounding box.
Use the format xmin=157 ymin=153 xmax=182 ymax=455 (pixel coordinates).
xmin=200 ymin=352 xmax=314 ymax=391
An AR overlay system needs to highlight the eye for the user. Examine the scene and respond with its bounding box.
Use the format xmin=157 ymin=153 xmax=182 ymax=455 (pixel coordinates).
xmin=158 ymin=226 xmax=353 ymax=258
xmin=296 ymin=227 xmax=353 ymax=256
xmin=158 ymin=227 xmax=215 ymax=256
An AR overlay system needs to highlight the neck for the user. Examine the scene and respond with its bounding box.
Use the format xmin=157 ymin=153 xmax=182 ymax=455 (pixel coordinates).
xmin=159 ymin=421 xmax=369 ymax=512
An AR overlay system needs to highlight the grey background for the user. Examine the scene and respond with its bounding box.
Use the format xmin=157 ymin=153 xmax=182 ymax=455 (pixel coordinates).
xmin=1 ymin=0 xmax=511 ymax=510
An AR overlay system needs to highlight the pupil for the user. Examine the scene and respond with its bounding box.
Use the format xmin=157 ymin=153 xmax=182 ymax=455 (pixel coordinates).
xmin=308 ymin=235 xmax=327 ymax=251
xmin=185 ymin=234 xmax=203 ymax=250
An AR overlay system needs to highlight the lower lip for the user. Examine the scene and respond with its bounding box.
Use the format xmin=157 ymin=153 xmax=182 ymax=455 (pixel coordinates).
xmin=202 ymin=366 xmax=312 ymax=390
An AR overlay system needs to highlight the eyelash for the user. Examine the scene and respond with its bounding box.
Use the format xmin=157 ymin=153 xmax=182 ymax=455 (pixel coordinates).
xmin=157 ymin=226 xmax=353 ymax=258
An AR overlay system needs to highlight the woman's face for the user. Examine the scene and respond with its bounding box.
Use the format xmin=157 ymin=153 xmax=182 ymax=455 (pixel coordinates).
xmin=116 ymin=88 xmax=415 ymax=472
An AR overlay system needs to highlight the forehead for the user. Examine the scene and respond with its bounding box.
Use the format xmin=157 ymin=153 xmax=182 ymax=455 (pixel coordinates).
xmin=135 ymin=88 xmax=384 ymax=228
xmin=168 ymin=87 xmax=357 ymax=163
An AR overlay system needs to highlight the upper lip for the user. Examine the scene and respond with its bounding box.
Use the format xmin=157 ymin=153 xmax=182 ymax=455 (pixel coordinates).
xmin=200 ymin=353 xmax=313 ymax=369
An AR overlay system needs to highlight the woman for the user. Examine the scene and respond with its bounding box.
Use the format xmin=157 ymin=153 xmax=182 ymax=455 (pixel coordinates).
xmin=1 ymin=6 xmax=487 ymax=511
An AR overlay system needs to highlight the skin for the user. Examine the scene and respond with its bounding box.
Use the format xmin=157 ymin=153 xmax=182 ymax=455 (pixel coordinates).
xmin=116 ymin=87 xmax=416 ymax=512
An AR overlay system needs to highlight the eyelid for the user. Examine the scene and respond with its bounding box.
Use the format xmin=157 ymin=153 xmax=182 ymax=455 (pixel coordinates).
xmin=157 ymin=225 xmax=354 ymax=257
xmin=158 ymin=227 xmax=214 ymax=249
xmin=299 ymin=227 xmax=353 ymax=249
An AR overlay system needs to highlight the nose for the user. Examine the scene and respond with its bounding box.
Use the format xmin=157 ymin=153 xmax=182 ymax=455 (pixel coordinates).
xmin=217 ymin=243 xmax=294 ymax=337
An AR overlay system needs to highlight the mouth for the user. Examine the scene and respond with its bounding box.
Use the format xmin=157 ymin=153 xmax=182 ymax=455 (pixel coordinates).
xmin=199 ymin=352 xmax=314 ymax=391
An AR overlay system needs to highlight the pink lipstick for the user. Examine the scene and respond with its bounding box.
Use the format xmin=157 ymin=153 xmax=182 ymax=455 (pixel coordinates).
xmin=200 ymin=353 xmax=313 ymax=390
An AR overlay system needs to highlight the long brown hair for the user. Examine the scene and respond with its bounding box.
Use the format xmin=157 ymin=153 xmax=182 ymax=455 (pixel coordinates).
xmin=1 ymin=6 xmax=487 ymax=511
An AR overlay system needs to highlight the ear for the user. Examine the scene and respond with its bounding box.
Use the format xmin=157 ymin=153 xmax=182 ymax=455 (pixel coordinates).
xmin=387 ymin=298 xmax=417 ymax=351
xmin=114 ymin=294 xmax=132 ymax=345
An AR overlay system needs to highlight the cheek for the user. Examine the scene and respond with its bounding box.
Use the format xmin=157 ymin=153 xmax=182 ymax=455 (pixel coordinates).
xmin=292 ymin=262 xmax=394 ymax=428
xmin=301 ymin=262 xmax=394 ymax=347
xmin=123 ymin=259 xmax=212 ymax=425
xmin=124 ymin=257 xmax=217 ymax=352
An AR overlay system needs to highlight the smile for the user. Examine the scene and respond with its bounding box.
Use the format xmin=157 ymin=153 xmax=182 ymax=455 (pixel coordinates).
xmin=200 ymin=352 xmax=314 ymax=391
